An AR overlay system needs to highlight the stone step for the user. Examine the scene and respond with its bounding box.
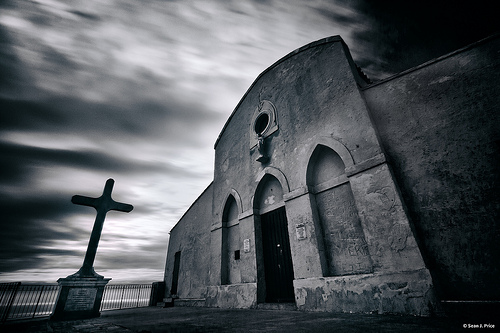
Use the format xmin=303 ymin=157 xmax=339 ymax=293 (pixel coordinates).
xmin=160 ymin=297 xmax=174 ymax=308
xmin=257 ymin=302 xmax=297 ymax=311
xmin=174 ymin=298 xmax=206 ymax=307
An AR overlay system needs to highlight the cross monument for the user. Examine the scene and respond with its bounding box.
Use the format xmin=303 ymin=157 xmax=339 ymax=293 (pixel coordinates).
xmin=70 ymin=178 xmax=133 ymax=277
xmin=51 ymin=178 xmax=133 ymax=321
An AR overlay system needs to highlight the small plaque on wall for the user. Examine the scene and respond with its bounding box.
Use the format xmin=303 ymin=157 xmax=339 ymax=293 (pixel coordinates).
xmin=243 ymin=239 xmax=251 ymax=252
xmin=296 ymin=223 xmax=307 ymax=240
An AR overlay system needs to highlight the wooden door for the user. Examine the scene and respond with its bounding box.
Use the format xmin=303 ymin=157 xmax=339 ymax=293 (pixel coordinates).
xmin=261 ymin=207 xmax=294 ymax=302
xmin=171 ymin=251 xmax=181 ymax=295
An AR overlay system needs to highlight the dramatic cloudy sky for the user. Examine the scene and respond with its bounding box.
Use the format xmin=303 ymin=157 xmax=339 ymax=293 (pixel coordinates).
xmin=0 ymin=0 xmax=497 ymax=283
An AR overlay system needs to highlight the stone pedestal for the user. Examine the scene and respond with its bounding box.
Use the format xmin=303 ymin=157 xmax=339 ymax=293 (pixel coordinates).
xmin=50 ymin=271 xmax=110 ymax=321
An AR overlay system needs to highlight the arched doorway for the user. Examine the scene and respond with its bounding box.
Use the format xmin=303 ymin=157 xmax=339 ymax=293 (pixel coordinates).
xmin=255 ymin=174 xmax=294 ymax=302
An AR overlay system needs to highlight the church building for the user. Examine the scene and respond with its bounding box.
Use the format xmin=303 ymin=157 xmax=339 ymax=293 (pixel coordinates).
xmin=164 ymin=35 xmax=499 ymax=316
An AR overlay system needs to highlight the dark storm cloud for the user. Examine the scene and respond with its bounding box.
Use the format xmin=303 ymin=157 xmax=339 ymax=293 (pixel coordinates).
xmin=0 ymin=249 xmax=82 ymax=273
xmin=0 ymin=139 xmax=202 ymax=185
xmin=0 ymin=92 xmax=224 ymax=148
xmin=0 ymin=141 xmax=127 ymax=183
xmin=0 ymin=0 xmax=224 ymax=146
xmin=0 ymin=195 xmax=75 ymax=232
xmin=41 ymin=45 xmax=80 ymax=75
xmin=0 ymin=193 xmax=81 ymax=272
xmin=0 ymin=99 xmax=67 ymax=133
xmin=0 ymin=23 xmax=30 ymax=92
xmin=342 ymin=0 xmax=500 ymax=79
xmin=313 ymin=6 xmax=358 ymax=27
xmin=125 ymin=98 xmax=226 ymax=142
xmin=69 ymin=10 xmax=101 ymax=21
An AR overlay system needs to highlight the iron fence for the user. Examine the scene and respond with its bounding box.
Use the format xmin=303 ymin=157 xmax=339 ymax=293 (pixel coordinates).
xmin=1 ymin=282 xmax=159 ymax=323
xmin=100 ymin=284 xmax=153 ymax=311
xmin=0 ymin=282 xmax=59 ymax=322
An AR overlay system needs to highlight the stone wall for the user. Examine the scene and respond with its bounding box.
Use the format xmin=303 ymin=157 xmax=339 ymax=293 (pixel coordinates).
xmin=363 ymin=35 xmax=500 ymax=300
xmin=164 ymin=184 xmax=213 ymax=299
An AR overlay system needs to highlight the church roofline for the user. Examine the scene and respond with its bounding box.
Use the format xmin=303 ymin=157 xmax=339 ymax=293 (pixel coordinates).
xmin=214 ymin=35 xmax=351 ymax=149
xmin=169 ymin=181 xmax=213 ymax=233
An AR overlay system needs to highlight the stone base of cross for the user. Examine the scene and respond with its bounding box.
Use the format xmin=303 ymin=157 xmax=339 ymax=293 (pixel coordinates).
xmin=50 ymin=276 xmax=111 ymax=321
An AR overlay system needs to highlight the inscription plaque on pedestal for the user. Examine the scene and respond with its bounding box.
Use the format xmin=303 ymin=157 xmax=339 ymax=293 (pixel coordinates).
xmin=64 ymin=288 xmax=97 ymax=311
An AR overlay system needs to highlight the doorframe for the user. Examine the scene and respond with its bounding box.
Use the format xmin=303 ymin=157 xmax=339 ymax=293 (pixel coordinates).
xmin=259 ymin=206 xmax=295 ymax=303
xmin=253 ymin=168 xmax=293 ymax=304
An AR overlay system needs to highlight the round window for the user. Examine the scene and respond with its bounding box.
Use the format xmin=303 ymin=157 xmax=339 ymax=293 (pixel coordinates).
xmin=254 ymin=112 xmax=270 ymax=135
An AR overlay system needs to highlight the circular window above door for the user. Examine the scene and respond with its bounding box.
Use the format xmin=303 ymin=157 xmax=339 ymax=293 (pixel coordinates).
xmin=249 ymin=100 xmax=278 ymax=148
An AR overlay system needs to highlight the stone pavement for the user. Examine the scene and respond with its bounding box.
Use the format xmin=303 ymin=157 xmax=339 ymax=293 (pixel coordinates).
xmin=1 ymin=306 xmax=495 ymax=332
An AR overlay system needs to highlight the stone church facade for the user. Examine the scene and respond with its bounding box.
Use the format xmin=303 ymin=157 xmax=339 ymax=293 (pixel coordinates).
xmin=164 ymin=35 xmax=499 ymax=316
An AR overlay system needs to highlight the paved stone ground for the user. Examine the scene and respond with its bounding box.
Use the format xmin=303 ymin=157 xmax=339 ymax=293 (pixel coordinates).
xmin=2 ymin=306 xmax=496 ymax=332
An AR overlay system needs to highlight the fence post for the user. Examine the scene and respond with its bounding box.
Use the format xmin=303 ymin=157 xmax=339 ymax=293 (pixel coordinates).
xmin=100 ymin=285 xmax=108 ymax=311
xmin=0 ymin=282 xmax=21 ymax=323
xmin=149 ymin=283 xmax=156 ymax=306
xmin=119 ymin=286 xmax=125 ymax=310
xmin=136 ymin=285 xmax=140 ymax=308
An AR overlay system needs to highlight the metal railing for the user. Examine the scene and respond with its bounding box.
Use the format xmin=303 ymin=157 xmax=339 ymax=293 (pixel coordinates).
xmin=0 ymin=282 xmax=59 ymax=322
xmin=1 ymin=282 xmax=160 ymax=322
xmin=100 ymin=284 xmax=153 ymax=311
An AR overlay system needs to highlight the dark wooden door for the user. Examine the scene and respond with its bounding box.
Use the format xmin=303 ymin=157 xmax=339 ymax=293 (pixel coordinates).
xmin=171 ymin=251 xmax=181 ymax=295
xmin=261 ymin=207 xmax=295 ymax=302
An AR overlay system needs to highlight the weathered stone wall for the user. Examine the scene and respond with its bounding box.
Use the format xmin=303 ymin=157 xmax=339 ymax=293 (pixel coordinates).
xmin=362 ymin=35 xmax=500 ymax=300
xmin=164 ymin=184 xmax=213 ymax=299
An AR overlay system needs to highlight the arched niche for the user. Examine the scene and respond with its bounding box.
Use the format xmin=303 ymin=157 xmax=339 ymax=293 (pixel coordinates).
xmin=222 ymin=195 xmax=239 ymax=226
xmin=254 ymin=174 xmax=284 ymax=214
xmin=221 ymin=189 xmax=243 ymax=223
xmin=221 ymin=194 xmax=241 ymax=285
xmin=307 ymin=144 xmax=346 ymax=186
xmin=307 ymin=144 xmax=373 ymax=277
xmin=254 ymin=167 xmax=290 ymax=214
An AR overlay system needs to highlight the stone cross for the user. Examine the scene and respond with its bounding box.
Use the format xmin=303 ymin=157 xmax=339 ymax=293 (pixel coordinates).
xmin=70 ymin=178 xmax=133 ymax=278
